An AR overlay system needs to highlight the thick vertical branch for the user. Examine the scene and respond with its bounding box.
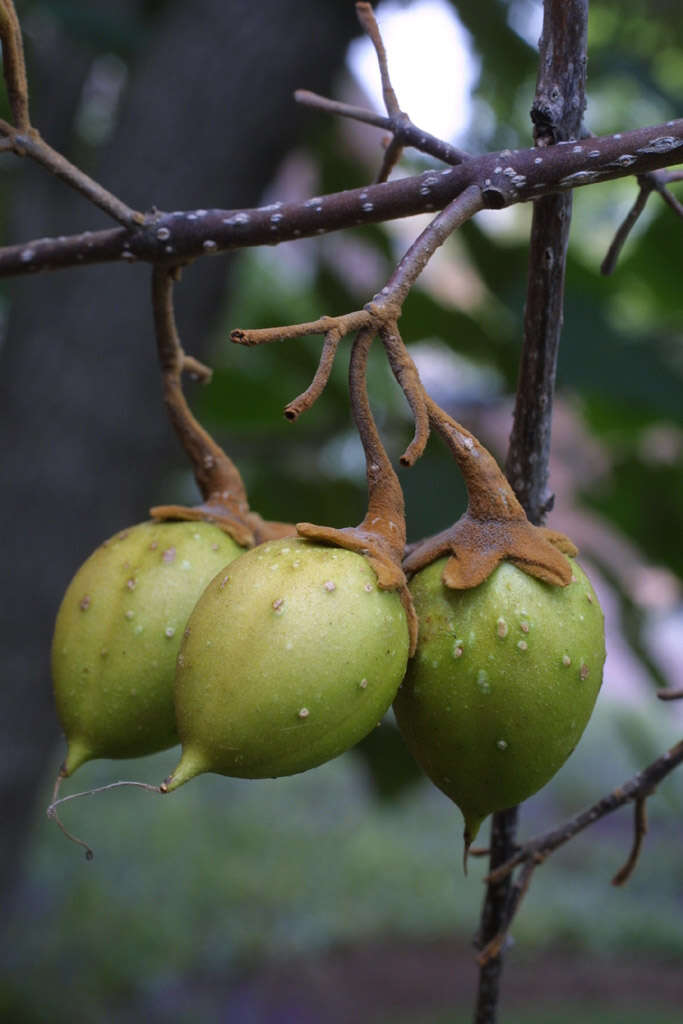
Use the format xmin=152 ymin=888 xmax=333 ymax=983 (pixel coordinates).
xmin=476 ymin=3 xmax=588 ymax=1022
xmin=505 ymin=0 xmax=588 ymax=525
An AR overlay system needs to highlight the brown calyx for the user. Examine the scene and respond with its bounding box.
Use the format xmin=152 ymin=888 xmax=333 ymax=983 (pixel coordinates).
xmin=403 ymin=399 xmax=576 ymax=588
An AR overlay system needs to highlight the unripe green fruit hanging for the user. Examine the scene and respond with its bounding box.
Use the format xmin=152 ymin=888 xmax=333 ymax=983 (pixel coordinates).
xmin=52 ymin=520 xmax=244 ymax=776
xmin=393 ymin=558 xmax=605 ymax=846
xmin=163 ymin=536 xmax=410 ymax=791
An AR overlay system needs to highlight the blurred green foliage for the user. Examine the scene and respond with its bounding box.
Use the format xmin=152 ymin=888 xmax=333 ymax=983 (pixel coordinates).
xmin=4 ymin=699 xmax=682 ymax=1020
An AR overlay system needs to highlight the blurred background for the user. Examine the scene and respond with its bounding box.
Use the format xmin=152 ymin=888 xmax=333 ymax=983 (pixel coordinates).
xmin=1 ymin=1 xmax=681 ymax=1020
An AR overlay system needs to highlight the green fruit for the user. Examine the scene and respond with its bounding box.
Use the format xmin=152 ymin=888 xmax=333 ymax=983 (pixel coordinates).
xmin=52 ymin=520 xmax=244 ymax=775
xmin=393 ymin=558 xmax=605 ymax=845
xmin=164 ymin=536 xmax=410 ymax=790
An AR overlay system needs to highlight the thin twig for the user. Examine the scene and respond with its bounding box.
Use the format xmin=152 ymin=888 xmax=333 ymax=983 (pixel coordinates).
xmin=368 ymin=184 xmax=484 ymax=313
xmin=657 ymin=687 xmax=683 ymax=701
xmin=47 ymin=779 xmax=162 ymax=860
xmin=231 ymin=312 xmax=370 ymax=348
xmin=487 ymin=738 xmax=683 ymax=886
xmin=354 ymin=1 xmax=406 ymax=181
xmin=295 ymin=89 xmax=467 ymax=166
xmin=656 ymin=184 xmax=683 ymax=219
xmin=0 ymin=122 xmax=144 ymax=227
xmin=601 ymin=169 xmax=683 ymax=275
xmin=356 ymin=2 xmax=400 ymax=117
xmin=600 ymin=178 xmax=652 ymax=275
xmin=611 ymin=793 xmax=650 ymax=887
xmin=0 ymin=0 xmax=30 ymax=131
xmin=284 ymin=329 xmax=343 ymax=421
xmin=0 ymin=0 xmax=141 ymax=226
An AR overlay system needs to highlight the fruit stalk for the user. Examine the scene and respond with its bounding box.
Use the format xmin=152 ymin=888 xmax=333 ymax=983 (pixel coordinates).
xmin=149 ymin=264 xmax=295 ymax=546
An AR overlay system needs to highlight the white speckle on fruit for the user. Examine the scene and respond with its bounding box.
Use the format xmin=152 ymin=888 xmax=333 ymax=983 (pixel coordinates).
xmin=453 ymin=642 xmax=464 ymax=659
xmin=476 ymin=670 xmax=491 ymax=694
xmin=126 ymin=577 xmax=137 ymax=590
xmin=323 ymin=581 xmax=336 ymax=592
xmin=562 ymin=654 xmax=572 ymax=667
xmin=272 ymin=598 xmax=285 ymax=613
xmin=165 ymin=626 xmax=176 ymax=638
xmin=364 ymin=583 xmax=374 ymax=593
xmin=163 ymin=547 xmax=176 ymax=564
xmin=79 ymin=595 xmax=91 ymax=611
xmin=496 ymin=739 xmax=508 ymax=751
xmin=297 ymin=707 xmax=310 ymax=719
xmin=359 ymin=678 xmax=368 ymax=689
xmin=517 ymin=640 xmax=528 ymax=652
xmin=496 ymin=617 xmax=508 ymax=638
xmin=580 ymin=662 xmax=589 ymax=680
xmin=520 ymin=621 xmax=529 ymax=634
xmin=180 ymin=560 xmax=191 ymax=571
xmin=125 ymin=610 xmax=135 ymax=620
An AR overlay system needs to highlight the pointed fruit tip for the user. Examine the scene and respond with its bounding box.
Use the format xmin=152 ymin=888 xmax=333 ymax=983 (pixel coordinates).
xmin=63 ymin=739 xmax=93 ymax=777
xmin=463 ymin=814 xmax=483 ymax=874
xmin=160 ymin=748 xmax=206 ymax=793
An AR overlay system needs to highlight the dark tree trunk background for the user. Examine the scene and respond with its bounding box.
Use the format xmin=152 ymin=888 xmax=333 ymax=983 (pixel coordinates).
xmin=0 ymin=0 xmax=358 ymax=913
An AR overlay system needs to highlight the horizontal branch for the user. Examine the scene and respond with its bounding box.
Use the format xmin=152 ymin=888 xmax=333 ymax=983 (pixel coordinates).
xmin=0 ymin=118 xmax=681 ymax=277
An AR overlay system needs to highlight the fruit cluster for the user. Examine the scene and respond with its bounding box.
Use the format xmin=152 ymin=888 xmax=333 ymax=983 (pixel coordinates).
xmin=52 ymin=508 xmax=605 ymax=848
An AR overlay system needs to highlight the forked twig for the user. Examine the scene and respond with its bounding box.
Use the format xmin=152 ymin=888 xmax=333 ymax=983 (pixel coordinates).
xmin=475 ymin=743 xmax=683 ymax=964
xmin=230 ymin=185 xmax=484 ymax=433
xmin=295 ymin=89 xmax=465 ymax=167
xmin=297 ymin=3 xmax=467 ymax=180
xmin=474 ymin=737 xmax=683 ymax=963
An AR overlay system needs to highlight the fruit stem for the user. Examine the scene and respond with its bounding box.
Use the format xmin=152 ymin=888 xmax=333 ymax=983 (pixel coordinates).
xmin=296 ymin=327 xmax=418 ymax=650
xmin=150 ymin=265 xmax=296 ymax=546
xmin=350 ymin=327 xmax=406 ymax=565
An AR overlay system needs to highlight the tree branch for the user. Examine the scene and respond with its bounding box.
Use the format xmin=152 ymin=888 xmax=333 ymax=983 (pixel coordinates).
xmin=477 ymin=3 xmax=588 ymax=1020
xmin=0 ymin=118 xmax=680 ymax=277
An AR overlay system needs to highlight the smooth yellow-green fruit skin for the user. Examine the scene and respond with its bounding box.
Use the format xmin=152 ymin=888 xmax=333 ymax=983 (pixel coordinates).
xmin=393 ymin=558 xmax=605 ymax=843
xmin=52 ymin=521 xmax=244 ymax=775
xmin=166 ymin=537 xmax=410 ymax=789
